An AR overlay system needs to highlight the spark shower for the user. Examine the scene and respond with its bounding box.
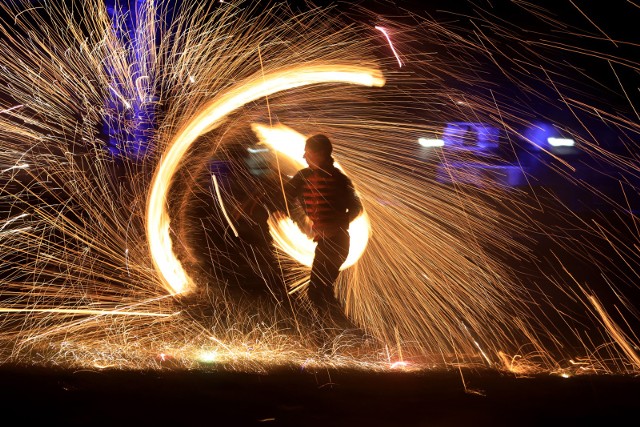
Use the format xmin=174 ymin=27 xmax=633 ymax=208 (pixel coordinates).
xmin=0 ymin=0 xmax=638 ymax=374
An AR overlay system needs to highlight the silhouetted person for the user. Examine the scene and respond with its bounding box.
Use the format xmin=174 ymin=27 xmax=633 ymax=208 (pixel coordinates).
xmin=283 ymin=134 xmax=363 ymax=337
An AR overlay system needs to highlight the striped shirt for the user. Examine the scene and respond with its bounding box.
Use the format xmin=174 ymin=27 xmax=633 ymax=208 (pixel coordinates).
xmin=286 ymin=165 xmax=362 ymax=240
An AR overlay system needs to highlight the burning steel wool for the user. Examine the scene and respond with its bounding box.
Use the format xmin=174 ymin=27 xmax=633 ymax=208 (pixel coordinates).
xmin=0 ymin=0 xmax=639 ymax=375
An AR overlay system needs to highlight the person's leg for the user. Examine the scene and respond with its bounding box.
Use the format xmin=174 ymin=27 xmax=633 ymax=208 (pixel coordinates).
xmin=307 ymin=231 xmax=352 ymax=329
xmin=306 ymin=239 xmax=332 ymax=325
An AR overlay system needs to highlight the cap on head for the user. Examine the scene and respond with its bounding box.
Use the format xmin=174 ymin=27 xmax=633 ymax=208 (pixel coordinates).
xmin=305 ymin=134 xmax=333 ymax=155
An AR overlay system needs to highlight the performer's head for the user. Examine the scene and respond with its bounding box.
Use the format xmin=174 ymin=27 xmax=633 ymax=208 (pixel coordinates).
xmin=304 ymin=134 xmax=333 ymax=170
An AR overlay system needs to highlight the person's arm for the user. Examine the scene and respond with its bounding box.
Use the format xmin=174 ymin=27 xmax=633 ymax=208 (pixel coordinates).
xmin=283 ymin=171 xmax=314 ymax=238
xmin=281 ymin=171 xmax=305 ymax=214
xmin=344 ymin=175 xmax=363 ymax=222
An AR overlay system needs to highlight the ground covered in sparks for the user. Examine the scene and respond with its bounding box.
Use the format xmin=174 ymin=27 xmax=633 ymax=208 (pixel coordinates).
xmin=1 ymin=365 xmax=638 ymax=426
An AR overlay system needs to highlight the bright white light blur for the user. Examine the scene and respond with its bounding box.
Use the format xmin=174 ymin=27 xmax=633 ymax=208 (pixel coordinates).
xmin=390 ymin=360 xmax=409 ymax=369
xmin=146 ymin=65 xmax=384 ymax=295
xmin=198 ymin=350 xmax=218 ymax=363
xmin=251 ymin=123 xmax=307 ymax=165
xmin=252 ymin=123 xmax=371 ymax=269
xmin=547 ymin=137 xmax=575 ymax=147
xmin=247 ymin=147 xmax=269 ymax=153
xmin=418 ymin=137 xmax=444 ymax=147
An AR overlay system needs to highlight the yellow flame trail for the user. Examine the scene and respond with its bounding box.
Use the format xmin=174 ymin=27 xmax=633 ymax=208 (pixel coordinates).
xmin=147 ymin=66 xmax=385 ymax=295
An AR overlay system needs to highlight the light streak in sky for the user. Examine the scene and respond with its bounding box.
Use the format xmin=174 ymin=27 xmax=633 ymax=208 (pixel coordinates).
xmin=0 ymin=163 xmax=29 ymax=173
xmin=375 ymin=26 xmax=403 ymax=68
xmin=0 ymin=0 xmax=638 ymax=374
xmin=212 ymin=173 xmax=239 ymax=238
xmin=0 ymin=105 xmax=23 ymax=115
